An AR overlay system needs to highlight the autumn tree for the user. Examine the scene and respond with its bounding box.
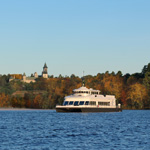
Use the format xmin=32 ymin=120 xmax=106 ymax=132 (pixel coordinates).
xmin=0 ymin=93 xmax=10 ymax=107
xmin=127 ymin=83 xmax=148 ymax=109
xmin=33 ymin=94 xmax=43 ymax=108
xmin=102 ymin=73 xmax=124 ymax=102
xmin=143 ymin=72 xmax=150 ymax=90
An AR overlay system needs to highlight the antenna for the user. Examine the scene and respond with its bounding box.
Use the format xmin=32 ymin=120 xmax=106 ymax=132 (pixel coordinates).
xmin=82 ymin=71 xmax=85 ymax=87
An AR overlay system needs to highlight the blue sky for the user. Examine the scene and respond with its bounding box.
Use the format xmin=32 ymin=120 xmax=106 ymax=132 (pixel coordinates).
xmin=0 ymin=0 xmax=150 ymax=77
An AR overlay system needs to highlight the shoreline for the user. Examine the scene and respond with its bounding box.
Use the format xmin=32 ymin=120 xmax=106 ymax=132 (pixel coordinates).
xmin=0 ymin=108 xmax=54 ymax=111
xmin=0 ymin=108 xmax=150 ymax=111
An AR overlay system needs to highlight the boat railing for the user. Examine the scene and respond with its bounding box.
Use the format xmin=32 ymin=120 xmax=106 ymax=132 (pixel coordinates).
xmin=56 ymin=104 xmax=117 ymax=108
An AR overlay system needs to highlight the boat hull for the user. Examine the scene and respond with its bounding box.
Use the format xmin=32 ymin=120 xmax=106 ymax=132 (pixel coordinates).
xmin=56 ymin=107 xmax=122 ymax=113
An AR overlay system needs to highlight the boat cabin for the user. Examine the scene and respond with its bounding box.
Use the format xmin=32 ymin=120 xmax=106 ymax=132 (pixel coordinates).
xmin=63 ymin=86 xmax=116 ymax=108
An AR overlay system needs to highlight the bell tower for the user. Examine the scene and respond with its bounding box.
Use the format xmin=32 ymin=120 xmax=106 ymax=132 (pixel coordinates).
xmin=42 ymin=63 xmax=48 ymax=78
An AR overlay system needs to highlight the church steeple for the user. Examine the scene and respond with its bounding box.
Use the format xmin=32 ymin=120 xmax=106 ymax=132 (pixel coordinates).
xmin=44 ymin=63 xmax=48 ymax=69
xmin=42 ymin=63 xmax=48 ymax=78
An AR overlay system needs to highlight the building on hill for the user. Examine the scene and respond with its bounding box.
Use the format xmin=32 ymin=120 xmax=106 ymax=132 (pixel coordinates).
xmin=9 ymin=63 xmax=49 ymax=83
xmin=22 ymin=72 xmax=37 ymax=83
xmin=42 ymin=63 xmax=48 ymax=78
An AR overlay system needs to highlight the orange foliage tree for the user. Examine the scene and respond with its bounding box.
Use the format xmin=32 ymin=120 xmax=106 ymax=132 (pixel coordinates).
xmin=0 ymin=93 xmax=10 ymax=107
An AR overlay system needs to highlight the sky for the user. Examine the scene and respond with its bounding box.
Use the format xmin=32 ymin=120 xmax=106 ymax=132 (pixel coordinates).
xmin=0 ymin=0 xmax=150 ymax=77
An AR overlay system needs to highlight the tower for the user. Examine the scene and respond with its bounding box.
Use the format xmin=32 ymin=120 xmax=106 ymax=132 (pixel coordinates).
xmin=34 ymin=72 xmax=38 ymax=78
xmin=23 ymin=73 xmax=26 ymax=81
xmin=42 ymin=63 xmax=48 ymax=78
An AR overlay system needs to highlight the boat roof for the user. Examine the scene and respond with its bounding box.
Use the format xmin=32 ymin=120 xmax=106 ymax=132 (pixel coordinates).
xmin=73 ymin=86 xmax=100 ymax=92
xmin=65 ymin=94 xmax=115 ymax=101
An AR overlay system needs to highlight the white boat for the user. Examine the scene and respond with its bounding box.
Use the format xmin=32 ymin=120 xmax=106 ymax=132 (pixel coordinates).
xmin=56 ymin=84 xmax=122 ymax=113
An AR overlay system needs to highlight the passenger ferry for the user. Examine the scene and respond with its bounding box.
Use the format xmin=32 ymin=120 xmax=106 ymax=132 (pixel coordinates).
xmin=56 ymin=83 xmax=122 ymax=113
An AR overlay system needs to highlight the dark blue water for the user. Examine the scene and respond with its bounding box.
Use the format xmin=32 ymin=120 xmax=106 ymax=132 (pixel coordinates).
xmin=0 ymin=110 xmax=150 ymax=150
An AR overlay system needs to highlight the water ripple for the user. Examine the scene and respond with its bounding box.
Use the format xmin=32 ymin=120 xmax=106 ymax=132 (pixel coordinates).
xmin=0 ymin=110 xmax=150 ymax=150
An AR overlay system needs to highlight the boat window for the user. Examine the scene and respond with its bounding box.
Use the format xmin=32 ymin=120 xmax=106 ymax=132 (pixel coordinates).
xmin=98 ymin=102 xmax=110 ymax=106
xmin=90 ymin=101 xmax=96 ymax=105
xmin=63 ymin=101 xmax=69 ymax=106
xmin=74 ymin=101 xmax=79 ymax=106
xmin=91 ymin=92 xmax=98 ymax=95
xmin=79 ymin=101 xmax=84 ymax=105
xmin=69 ymin=101 xmax=74 ymax=105
xmin=85 ymin=101 xmax=89 ymax=105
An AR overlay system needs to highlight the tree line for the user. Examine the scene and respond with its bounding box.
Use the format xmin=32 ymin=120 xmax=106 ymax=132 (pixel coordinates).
xmin=0 ymin=63 xmax=150 ymax=109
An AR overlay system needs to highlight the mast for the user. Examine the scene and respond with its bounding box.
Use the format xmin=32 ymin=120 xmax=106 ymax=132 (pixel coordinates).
xmin=82 ymin=71 xmax=85 ymax=87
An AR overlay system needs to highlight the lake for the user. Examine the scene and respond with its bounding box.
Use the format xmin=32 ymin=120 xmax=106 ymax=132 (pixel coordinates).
xmin=0 ymin=110 xmax=150 ymax=150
